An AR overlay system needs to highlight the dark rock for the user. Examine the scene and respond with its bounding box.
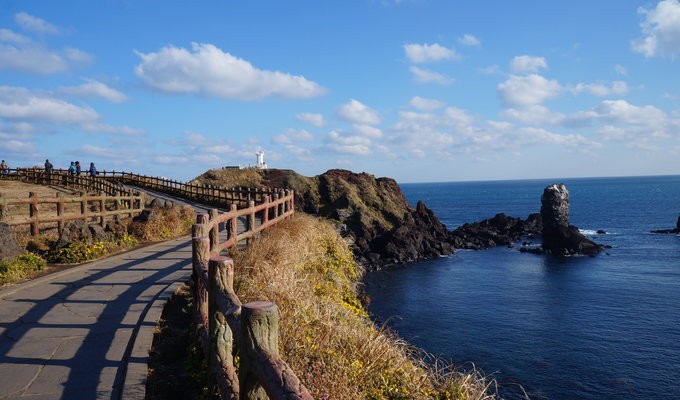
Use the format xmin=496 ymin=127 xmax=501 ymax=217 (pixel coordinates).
xmin=89 ymin=224 xmax=110 ymax=242
xmin=0 ymin=222 xmax=23 ymax=261
xmin=596 ymin=229 xmax=607 ymax=234
xmin=56 ymin=220 xmax=92 ymax=249
xmin=540 ymin=184 xmax=602 ymax=256
xmin=450 ymin=213 xmax=542 ymax=250
xmin=651 ymin=213 xmax=680 ymax=234
xmin=105 ymin=219 xmax=129 ymax=237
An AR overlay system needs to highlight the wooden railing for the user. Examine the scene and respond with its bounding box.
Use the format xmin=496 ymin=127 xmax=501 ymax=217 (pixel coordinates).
xmin=0 ymin=191 xmax=144 ymax=236
xmin=191 ymin=191 xmax=312 ymax=399
xmin=0 ymin=168 xmax=136 ymax=197
xmin=98 ymin=170 xmax=281 ymax=207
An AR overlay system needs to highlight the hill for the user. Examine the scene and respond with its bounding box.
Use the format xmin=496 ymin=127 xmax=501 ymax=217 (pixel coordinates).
xmin=192 ymin=168 xmax=453 ymax=268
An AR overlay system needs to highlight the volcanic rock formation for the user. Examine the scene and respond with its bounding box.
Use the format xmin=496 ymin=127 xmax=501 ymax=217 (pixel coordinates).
xmin=540 ymin=184 xmax=601 ymax=256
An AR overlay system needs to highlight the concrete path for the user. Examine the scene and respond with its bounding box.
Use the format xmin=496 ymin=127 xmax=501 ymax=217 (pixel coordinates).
xmin=0 ymin=188 xmax=252 ymax=400
xmin=0 ymin=236 xmax=193 ymax=400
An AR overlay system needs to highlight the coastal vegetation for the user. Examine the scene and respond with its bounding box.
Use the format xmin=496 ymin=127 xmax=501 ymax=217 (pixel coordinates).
xmin=227 ymin=213 xmax=494 ymax=399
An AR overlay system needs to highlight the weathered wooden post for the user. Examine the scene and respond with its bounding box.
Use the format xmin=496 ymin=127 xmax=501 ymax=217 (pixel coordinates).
xmin=99 ymin=191 xmax=105 ymax=226
xmin=208 ymin=256 xmax=240 ymax=400
xmin=209 ymin=208 xmax=219 ymax=251
xmin=29 ymin=192 xmax=39 ymax=236
xmin=192 ymin=228 xmax=211 ymax=355
xmin=263 ymin=195 xmax=270 ymax=225
xmin=230 ymin=204 xmax=238 ymax=245
xmin=273 ymin=193 xmax=280 ymax=219
xmin=247 ymin=200 xmax=255 ymax=245
xmin=240 ymin=302 xmax=313 ymax=400
xmin=56 ymin=192 xmax=64 ymax=233
xmin=80 ymin=192 xmax=87 ymax=218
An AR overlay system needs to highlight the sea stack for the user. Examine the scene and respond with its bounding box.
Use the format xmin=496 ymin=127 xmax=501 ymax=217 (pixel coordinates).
xmin=540 ymin=184 xmax=601 ymax=256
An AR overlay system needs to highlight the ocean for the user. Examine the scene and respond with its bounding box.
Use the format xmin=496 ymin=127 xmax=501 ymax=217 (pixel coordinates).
xmin=363 ymin=175 xmax=680 ymax=400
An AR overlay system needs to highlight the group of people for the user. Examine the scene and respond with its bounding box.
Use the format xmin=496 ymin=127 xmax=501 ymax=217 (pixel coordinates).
xmin=44 ymin=159 xmax=98 ymax=177
xmin=0 ymin=159 xmax=99 ymax=177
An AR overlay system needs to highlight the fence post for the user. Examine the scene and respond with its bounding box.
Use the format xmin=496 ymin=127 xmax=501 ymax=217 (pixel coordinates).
xmin=209 ymin=208 xmax=219 ymax=251
xmin=263 ymin=195 xmax=270 ymax=225
xmin=192 ymin=232 xmax=211 ymax=354
xmin=208 ymin=256 xmax=240 ymax=400
xmin=99 ymin=191 xmax=105 ymax=226
xmin=29 ymin=192 xmax=39 ymax=236
xmin=240 ymin=302 xmax=313 ymax=400
xmin=247 ymin=200 xmax=255 ymax=245
xmin=56 ymin=192 xmax=64 ymax=233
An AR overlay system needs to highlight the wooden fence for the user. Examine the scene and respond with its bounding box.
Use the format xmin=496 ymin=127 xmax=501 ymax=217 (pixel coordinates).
xmin=1 ymin=168 xmax=136 ymax=196
xmin=191 ymin=191 xmax=313 ymax=399
xmin=98 ymin=170 xmax=281 ymax=207
xmin=0 ymin=191 xmax=144 ymax=236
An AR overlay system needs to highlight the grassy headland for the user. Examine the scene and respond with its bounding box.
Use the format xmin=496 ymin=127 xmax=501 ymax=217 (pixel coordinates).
xmin=229 ymin=213 xmax=495 ymax=399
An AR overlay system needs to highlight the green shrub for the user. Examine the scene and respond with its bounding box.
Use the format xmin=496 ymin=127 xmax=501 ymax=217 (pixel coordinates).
xmin=0 ymin=253 xmax=47 ymax=284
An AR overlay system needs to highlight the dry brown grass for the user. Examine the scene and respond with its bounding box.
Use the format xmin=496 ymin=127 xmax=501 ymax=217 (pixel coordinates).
xmin=231 ymin=214 xmax=496 ymax=399
xmin=128 ymin=205 xmax=196 ymax=241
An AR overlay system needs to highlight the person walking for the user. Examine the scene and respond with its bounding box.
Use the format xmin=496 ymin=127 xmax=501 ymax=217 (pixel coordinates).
xmin=89 ymin=162 xmax=97 ymax=177
xmin=44 ymin=159 xmax=53 ymax=184
xmin=75 ymin=161 xmax=81 ymax=175
xmin=68 ymin=161 xmax=76 ymax=175
xmin=0 ymin=160 xmax=8 ymax=176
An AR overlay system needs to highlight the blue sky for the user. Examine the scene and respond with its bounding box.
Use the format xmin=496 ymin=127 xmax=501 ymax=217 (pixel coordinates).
xmin=1 ymin=1 xmax=679 ymax=183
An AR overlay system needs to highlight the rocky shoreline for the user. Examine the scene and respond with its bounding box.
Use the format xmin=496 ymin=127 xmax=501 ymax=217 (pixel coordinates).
xmin=194 ymin=168 xmax=609 ymax=270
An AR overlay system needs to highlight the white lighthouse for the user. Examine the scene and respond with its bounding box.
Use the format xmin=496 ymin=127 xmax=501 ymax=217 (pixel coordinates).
xmin=255 ymin=150 xmax=267 ymax=169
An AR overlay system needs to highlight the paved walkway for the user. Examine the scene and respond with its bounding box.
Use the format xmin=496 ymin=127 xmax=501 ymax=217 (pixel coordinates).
xmin=0 ymin=188 xmax=249 ymax=400
xmin=0 ymin=236 xmax=193 ymax=399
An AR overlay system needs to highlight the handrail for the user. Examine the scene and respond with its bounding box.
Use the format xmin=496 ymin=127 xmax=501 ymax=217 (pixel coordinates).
xmin=0 ymin=168 xmax=135 ymax=197
xmin=190 ymin=190 xmax=311 ymax=399
xmin=0 ymin=191 xmax=144 ymax=236
xmin=98 ymin=170 xmax=282 ymax=207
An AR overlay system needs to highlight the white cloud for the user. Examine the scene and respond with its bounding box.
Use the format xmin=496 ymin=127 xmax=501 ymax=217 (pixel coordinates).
xmin=572 ymin=81 xmax=628 ymax=96
xmin=76 ymin=144 xmax=120 ymax=159
xmin=353 ymin=124 xmax=383 ymax=138
xmin=134 ymin=43 xmax=326 ymax=100
xmin=296 ymin=112 xmax=325 ymax=127
xmin=337 ymin=99 xmax=381 ymax=125
xmin=595 ymin=99 xmax=667 ymax=126
xmin=0 ymin=44 xmax=71 ymax=74
xmin=14 ymin=12 xmax=61 ymax=35
xmin=497 ymin=74 xmax=562 ymax=107
xmin=409 ymin=66 xmax=454 ymax=85
xmin=404 ymin=43 xmax=459 ymax=63
xmin=0 ymin=30 xmax=92 ymax=74
xmin=60 ymin=79 xmax=128 ymax=103
xmin=632 ymin=0 xmax=680 ymax=58
xmin=81 ymin=123 xmax=145 ymax=136
xmin=63 ymin=47 xmax=94 ymax=65
xmin=409 ymin=96 xmax=444 ymax=111
xmin=326 ymin=130 xmax=372 ymax=156
xmin=0 ymin=139 xmax=36 ymax=156
xmin=510 ymin=55 xmax=548 ymax=73
xmin=458 ymin=34 xmax=480 ymax=46
xmin=0 ymin=29 xmax=29 ymax=44
xmin=502 ymin=105 xmax=565 ymax=125
xmin=272 ymin=128 xmax=314 ymax=145
xmin=0 ymin=86 xmax=98 ymax=124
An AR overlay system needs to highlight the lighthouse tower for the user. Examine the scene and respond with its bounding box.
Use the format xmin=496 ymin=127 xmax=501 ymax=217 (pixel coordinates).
xmin=255 ymin=150 xmax=267 ymax=169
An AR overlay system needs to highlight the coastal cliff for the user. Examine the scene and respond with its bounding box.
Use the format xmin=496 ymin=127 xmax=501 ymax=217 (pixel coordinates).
xmin=194 ymin=168 xmax=452 ymax=268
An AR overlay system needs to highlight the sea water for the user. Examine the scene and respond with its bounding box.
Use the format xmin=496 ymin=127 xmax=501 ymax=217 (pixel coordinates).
xmin=363 ymin=175 xmax=680 ymax=399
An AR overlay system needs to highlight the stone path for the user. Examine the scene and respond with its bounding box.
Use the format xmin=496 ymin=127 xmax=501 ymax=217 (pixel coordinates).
xmin=0 ymin=188 xmax=249 ymax=400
